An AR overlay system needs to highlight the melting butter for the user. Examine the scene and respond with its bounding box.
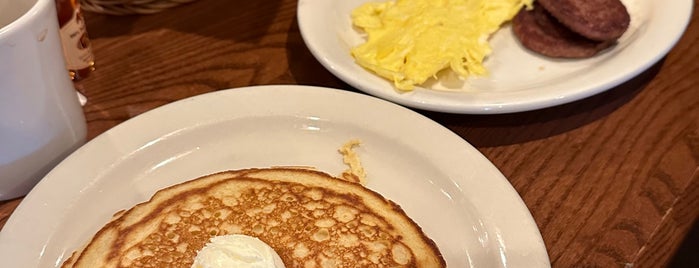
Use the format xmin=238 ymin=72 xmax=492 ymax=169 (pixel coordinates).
xmin=191 ymin=234 xmax=285 ymax=268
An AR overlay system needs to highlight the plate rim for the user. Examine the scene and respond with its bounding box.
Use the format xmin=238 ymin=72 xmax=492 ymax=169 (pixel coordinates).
xmin=297 ymin=0 xmax=694 ymax=114
xmin=0 ymin=85 xmax=551 ymax=267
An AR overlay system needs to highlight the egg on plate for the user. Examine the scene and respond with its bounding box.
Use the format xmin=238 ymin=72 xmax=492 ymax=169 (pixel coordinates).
xmin=351 ymin=0 xmax=532 ymax=91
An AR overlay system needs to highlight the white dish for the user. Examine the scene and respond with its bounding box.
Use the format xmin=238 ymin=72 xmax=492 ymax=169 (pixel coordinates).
xmin=297 ymin=0 xmax=693 ymax=114
xmin=0 ymin=85 xmax=550 ymax=267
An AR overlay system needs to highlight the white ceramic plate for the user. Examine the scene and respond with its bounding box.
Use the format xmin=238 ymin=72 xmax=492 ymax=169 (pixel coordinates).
xmin=297 ymin=0 xmax=693 ymax=114
xmin=0 ymin=85 xmax=550 ymax=267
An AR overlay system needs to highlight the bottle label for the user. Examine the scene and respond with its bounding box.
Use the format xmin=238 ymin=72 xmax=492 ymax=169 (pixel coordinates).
xmin=58 ymin=7 xmax=94 ymax=70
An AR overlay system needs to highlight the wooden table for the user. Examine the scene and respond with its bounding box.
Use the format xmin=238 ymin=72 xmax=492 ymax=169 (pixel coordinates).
xmin=1 ymin=0 xmax=697 ymax=267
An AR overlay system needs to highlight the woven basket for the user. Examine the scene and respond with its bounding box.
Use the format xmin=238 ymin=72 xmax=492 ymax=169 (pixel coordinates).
xmin=80 ymin=0 xmax=198 ymax=15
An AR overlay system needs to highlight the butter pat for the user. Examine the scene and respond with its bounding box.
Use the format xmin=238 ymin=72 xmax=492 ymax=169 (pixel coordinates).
xmin=192 ymin=234 xmax=285 ymax=268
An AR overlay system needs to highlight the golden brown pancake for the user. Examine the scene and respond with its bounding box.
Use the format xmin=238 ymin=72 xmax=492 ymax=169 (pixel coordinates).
xmin=61 ymin=170 xmax=247 ymax=267
xmin=62 ymin=168 xmax=445 ymax=267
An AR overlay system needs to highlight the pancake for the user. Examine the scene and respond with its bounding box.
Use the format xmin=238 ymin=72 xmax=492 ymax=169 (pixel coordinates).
xmin=61 ymin=170 xmax=247 ymax=267
xmin=513 ymin=3 xmax=615 ymax=58
xmin=62 ymin=168 xmax=445 ymax=267
xmin=536 ymin=0 xmax=630 ymax=41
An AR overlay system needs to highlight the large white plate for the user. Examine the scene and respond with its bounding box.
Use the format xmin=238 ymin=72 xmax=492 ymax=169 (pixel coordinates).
xmin=297 ymin=0 xmax=693 ymax=114
xmin=0 ymin=85 xmax=550 ymax=267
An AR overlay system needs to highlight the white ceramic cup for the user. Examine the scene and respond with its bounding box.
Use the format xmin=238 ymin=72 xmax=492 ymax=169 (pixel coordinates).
xmin=0 ymin=0 xmax=87 ymax=200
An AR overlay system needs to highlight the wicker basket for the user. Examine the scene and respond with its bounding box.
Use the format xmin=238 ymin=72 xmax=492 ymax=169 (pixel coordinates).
xmin=80 ymin=0 xmax=198 ymax=15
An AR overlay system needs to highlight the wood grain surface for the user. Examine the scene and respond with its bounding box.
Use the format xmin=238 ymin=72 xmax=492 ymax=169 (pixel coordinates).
xmin=1 ymin=0 xmax=697 ymax=267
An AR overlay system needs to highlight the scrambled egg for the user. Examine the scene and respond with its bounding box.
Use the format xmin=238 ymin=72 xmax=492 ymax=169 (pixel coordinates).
xmin=351 ymin=0 xmax=532 ymax=91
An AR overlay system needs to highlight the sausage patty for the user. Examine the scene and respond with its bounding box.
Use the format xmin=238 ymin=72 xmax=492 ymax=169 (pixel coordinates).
xmin=536 ymin=0 xmax=630 ymax=41
xmin=513 ymin=3 xmax=615 ymax=58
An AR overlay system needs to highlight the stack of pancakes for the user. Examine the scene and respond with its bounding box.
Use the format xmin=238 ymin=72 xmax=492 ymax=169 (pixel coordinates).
xmin=62 ymin=168 xmax=445 ymax=267
xmin=513 ymin=0 xmax=631 ymax=58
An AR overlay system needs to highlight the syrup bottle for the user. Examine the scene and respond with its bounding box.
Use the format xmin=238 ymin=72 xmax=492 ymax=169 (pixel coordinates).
xmin=56 ymin=0 xmax=95 ymax=81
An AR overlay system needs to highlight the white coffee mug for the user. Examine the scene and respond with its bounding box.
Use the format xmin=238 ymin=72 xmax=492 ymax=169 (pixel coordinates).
xmin=1 ymin=0 xmax=87 ymax=200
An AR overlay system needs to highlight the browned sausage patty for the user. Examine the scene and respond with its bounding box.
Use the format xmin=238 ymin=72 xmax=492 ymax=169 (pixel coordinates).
xmin=537 ymin=0 xmax=630 ymax=41
xmin=513 ymin=4 xmax=615 ymax=58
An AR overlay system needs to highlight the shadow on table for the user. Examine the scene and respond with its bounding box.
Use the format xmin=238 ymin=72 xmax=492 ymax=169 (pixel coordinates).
xmin=84 ymin=0 xmax=351 ymax=88
xmin=284 ymin=14 xmax=355 ymax=88
xmin=83 ymin=0 xmax=285 ymax=43
xmin=669 ymin=219 xmax=699 ymax=268
xmin=421 ymin=60 xmax=663 ymax=148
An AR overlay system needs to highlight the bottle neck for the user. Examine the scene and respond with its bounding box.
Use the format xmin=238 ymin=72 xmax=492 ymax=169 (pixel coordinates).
xmin=56 ymin=0 xmax=77 ymax=27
